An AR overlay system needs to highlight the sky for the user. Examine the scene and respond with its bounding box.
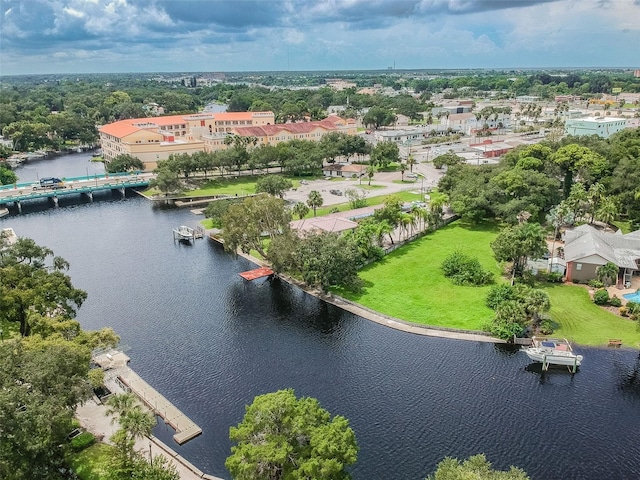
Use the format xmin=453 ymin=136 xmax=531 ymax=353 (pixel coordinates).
xmin=1 ymin=0 xmax=640 ymax=75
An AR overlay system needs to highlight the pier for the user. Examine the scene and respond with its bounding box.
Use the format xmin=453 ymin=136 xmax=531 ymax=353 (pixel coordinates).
xmin=93 ymin=350 xmax=202 ymax=445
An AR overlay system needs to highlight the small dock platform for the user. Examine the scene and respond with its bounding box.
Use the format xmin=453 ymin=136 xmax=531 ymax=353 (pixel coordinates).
xmin=239 ymin=266 xmax=274 ymax=281
xmin=93 ymin=350 xmax=202 ymax=445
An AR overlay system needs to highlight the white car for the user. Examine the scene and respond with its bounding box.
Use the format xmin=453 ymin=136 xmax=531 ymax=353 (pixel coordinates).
xmin=406 ymin=173 xmax=418 ymax=179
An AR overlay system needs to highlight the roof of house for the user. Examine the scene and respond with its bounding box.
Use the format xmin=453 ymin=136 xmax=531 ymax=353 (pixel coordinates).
xmin=564 ymin=224 xmax=640 ymax=270
xmin=290 ymin=217 xmax=359 ymax=234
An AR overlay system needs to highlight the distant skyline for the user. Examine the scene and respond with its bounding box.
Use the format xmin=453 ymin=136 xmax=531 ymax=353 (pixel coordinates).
xmin=1 ymin=0 xmax=639 ymax=76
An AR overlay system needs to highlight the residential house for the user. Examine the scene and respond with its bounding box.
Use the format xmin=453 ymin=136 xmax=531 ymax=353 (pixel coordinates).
xmin=322 ymin=163 xmax=367 ymax=178
xmin=564 ymin=224 xmax=640 ymax=286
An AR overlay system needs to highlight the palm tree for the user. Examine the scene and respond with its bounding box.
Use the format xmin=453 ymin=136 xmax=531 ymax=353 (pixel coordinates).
xmin=596 ymin=197 xmax=617 ymax=228
xmin=306 ymin=190 xmax=323 ymax=217
xmin=105 ymin=393 xmax=137 ymax=423
xmin=400 ymin=213 xmax=413 ymax=240
xmin=400 ymin=162 xmax=406 ymax=181
xmin=407 ymin=154 xmax=416 ymax=172
xmin=597 ymin=262 xmax=619 ymax=287
xmin=366 ymin=165 xmax=376 ymax=186
xmin=293 ymin=202 xmax=309 ymax=220
xmin=120 ymin=405 xmax=155 ymax=442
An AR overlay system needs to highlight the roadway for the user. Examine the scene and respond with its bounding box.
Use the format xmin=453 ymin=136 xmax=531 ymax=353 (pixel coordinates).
xmin=0 ymin=172 xmax=155 ymax=205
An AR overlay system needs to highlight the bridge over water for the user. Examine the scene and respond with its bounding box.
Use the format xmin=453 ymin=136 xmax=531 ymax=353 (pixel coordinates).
xmin=0 ymin=173 xmax=153 ymax=212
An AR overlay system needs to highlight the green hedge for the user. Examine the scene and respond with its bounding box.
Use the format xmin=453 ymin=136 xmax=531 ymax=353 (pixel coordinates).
xmin=70 ymin=432 xmax=95 ymax=452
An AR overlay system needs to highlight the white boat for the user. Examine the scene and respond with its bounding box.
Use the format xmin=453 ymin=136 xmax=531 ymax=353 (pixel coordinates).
xmin=173 ymin=225 xmax=195 ymax=242
xmin=523 ymin=336 xmax=583 ymax=372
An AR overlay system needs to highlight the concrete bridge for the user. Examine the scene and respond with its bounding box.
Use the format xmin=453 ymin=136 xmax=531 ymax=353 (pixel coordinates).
xmin=0 ymin=173 xmax=153 ymax=212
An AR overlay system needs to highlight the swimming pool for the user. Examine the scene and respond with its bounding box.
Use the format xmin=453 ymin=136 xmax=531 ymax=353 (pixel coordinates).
xmin=623 ymin=291 xmax=640 ymax=302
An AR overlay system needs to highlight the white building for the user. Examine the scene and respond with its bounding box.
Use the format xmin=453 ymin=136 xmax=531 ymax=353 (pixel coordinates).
xmin=564 ymin=117 xmax=628 ymax=138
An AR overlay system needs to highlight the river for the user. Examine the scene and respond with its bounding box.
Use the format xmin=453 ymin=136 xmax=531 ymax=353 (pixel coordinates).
xmin=4 ymin=153 xmax=640 ymax=479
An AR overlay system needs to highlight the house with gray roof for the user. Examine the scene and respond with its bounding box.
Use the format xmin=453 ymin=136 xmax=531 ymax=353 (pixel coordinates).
xmin=564 ymin=224 xmax=640 ymax=286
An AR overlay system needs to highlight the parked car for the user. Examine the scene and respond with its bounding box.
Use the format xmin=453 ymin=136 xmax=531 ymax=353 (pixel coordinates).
xmin=407 ymin=173 xmax=418 ymax=179
xmin=329 ymin=189 xmax=343 ymax=196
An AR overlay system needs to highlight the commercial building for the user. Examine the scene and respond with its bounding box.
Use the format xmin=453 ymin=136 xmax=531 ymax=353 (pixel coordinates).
xmin=564 ymin=117 xmax=628 ymax=138
xmin=100 ymin=111 xmax=357 ymax=171
xmin=99 ymin=111 xmax=275 ymax=170
xmin=202 ymin=116 xmax=356 ymax=152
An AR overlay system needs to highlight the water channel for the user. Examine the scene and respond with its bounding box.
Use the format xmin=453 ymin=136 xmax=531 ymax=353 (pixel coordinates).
xmin=4 ymin=153 xmax=640 ymax=479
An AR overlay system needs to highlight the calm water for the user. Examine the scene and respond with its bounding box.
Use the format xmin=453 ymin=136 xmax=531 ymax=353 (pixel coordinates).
xmin=4 ymin=154 xmax=640 ymax=480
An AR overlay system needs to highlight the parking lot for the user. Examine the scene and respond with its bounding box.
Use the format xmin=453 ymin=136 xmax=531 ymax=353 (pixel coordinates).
xmin=283 ymin=165 xmax=443 ymax=206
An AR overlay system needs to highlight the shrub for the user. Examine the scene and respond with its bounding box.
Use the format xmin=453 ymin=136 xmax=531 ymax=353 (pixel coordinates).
xmin=539 ymin=318 xmax=555 ymax=335
xmin=609 ymin=295 xmax=622 ymax=307
xmin=626 ymin=302 xmax=640 ymax=320
xmin=593 ymin=289 xmax=610 ymax=305
xmin=70 ymin=431 xmax=95 ymax=451
xmin=588 ymin=279 xmax=604 ymax=289
xmin=441 ymin=251 xmax=494 ymax=286
xmin=619 ymin=306 xmax=629 ymax=317
xmin=486 ymin=284 xmax=514 ymax=310
xmin=547 ymin=272 xmax=564 ymax=283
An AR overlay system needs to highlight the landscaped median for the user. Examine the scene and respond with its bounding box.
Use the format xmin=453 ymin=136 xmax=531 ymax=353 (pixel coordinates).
xmin=333 ymin=221 xmax=640 ymax=348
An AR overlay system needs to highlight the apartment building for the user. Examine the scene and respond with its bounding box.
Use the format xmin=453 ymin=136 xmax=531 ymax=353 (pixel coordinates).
xmin=202 ymin=116 xmax=357 ymax=152
xmin=99 ymin=111 xmax=275 ymax=170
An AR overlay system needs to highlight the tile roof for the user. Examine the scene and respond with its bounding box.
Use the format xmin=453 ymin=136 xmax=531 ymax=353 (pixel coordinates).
xmin=234 ymin=119 xmax=340 ymax=137
xmin=99 ymin=112 xmax=274 ymax=139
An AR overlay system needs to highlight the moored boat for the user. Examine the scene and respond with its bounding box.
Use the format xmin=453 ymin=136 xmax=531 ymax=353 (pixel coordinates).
xmin=523 ymin=336 xmax=583 ymax=372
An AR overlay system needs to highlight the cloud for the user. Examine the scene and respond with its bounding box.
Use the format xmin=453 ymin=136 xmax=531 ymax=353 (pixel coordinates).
xmin=0 ymin=0 xmax=638 ymax=74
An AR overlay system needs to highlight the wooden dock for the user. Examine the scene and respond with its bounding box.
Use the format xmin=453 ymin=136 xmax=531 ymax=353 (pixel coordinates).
xmin=118 ymin=368 xmax=202 ymax=444
xmin=93 ymin=350 xmax=202 ymax=445
xmin=239 ymin=266 xmax=274 ymax=281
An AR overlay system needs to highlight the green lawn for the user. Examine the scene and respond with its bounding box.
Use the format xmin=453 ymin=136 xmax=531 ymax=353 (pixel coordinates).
xmin=67 ymin=443 xmax=114 ymax=480
xmin=310 ymin=191 xmax=423 ymax=218
xmin=333 ymin=220 xmax=640 ymax=347
xmin=543 ymin=283 xmax=640 ymax=347
xmin=336 ymin=221 xmax=503 ymax=330
xmin=144 ymin=173 xmax=320 ymax=198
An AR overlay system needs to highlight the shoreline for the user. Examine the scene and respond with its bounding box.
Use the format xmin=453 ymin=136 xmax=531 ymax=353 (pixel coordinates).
xmin=233 ymin=249 xmax=505 ymax=344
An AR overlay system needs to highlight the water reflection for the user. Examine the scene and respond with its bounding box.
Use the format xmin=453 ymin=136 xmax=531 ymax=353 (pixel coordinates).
xmin=616 ymin=351 xmax=640 ymax=397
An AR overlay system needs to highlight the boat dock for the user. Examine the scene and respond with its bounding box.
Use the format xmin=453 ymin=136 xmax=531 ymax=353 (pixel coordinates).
xmin=172 ymin=225 xmax=204 ymax=242
xmin=239 ymin=266 xmax=274 ymax=281
xmin=93 ymin=350 xmax=202 ymax=445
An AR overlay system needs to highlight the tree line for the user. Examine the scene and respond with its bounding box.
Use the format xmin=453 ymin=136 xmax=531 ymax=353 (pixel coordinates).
xmin=439 ymin=128 xmax=640 ymax=230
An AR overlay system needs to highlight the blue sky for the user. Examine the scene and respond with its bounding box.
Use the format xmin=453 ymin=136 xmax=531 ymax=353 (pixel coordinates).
xmin=1 ymin=0 xmax=639 ymax=75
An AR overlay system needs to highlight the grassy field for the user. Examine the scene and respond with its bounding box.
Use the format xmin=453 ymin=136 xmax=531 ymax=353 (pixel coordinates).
xmin=335 ymin=220 xmax=640 ymax=347
xmin=544 ymin=283 xmax=640 ymax=347
xmin=145 ymin=174 xmax=318 ymax=197
xmin=67 ymin=443 xmax=114 ymax=480
xmin=336 ymin=221 xmax=503 ymax=330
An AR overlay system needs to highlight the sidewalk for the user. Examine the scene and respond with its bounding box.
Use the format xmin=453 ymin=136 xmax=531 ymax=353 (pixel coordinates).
xmin=76 ymin=399 xmax=223 ymax=480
